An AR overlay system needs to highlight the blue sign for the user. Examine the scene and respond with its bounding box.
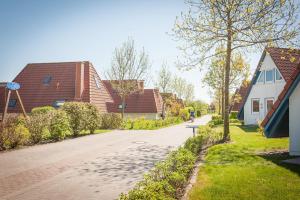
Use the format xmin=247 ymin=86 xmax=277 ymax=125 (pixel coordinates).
xmin=6 ymin=82 xmax=20 ymax=90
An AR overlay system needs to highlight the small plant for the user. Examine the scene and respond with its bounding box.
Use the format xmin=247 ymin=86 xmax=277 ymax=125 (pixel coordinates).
xmin=0 ymin=115 xmax=30 ymax=150
xmin=31 ymin=106 xmax=55 ymax=115
xmin=179 ymin=108 xmax=190 ymax=121
xmin=62 ymin=102 xmax=87 ymax=136
xmin=101 ymin=113 xmax=122 ymax=129
xmin=84 ymin=103 xmax=101 ymax=134
xmin=49 ymin=110 xmax=70 ymax=141
xmin=26 ymin=111 xmax=52 ymax=143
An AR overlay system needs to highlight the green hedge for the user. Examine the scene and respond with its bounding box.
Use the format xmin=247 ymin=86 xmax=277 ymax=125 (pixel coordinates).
xmin=124 ymin=117 xmax=183 ymax=130
xmin=120 ymin=125 xmax=223 ymax=200
xmin=230 ymin=111 xmax=238 ymax=119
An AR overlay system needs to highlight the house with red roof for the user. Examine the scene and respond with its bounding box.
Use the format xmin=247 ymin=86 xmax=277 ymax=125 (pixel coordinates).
xmin=230 ymin=80 xmax=250 ymax=113
xmin=238 ymin=47 xmax=300 ymax=125
xmin=102 ymin=80 xmax=163 ymax=119
xmin=0 ymin=61 xmax=113 ymax=114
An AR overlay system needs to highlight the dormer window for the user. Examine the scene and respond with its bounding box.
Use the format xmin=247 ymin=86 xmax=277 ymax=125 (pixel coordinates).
xmin=257 ymin=71 xmax=265 ymax=84
xmin=94 ymin=76 xmax=101 ymax=89
xmin=275 ymin=68 xmax=283 ymax=81
xmin=265 ymin=69 xmax=274 ymax=83
xmin=43 ymin=75 xmax=52 ymax=85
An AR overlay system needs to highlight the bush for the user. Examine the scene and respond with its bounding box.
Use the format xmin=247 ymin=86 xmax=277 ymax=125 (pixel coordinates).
xmin=123 ymin=117 xmax=183 ymax=130
xmin=179 ymin=109 xmax=190 ymax=121
xmin=62 ymin=102 xmax=87 ymax=136
xmin=26 ymin=111 xmax=52 ymax=143
xmin=31 ymin=106 xmax=55 ymax=115
xmin=230 ymin=111 xmax=238 ymax=119
xmin=0 ymin=115 xmax=30 ymax=150
xmin=120 ymin=125 xmax=223 ymax=199
xmin=101 ymin=113 xmax=122 ymax=129
xmin=84 ymin=103 xmax=101 ymax=134
xmin=49 ymin=110 xmax=70 ymax=141
xmin=198 ymin=125 xmax=223 ymax=144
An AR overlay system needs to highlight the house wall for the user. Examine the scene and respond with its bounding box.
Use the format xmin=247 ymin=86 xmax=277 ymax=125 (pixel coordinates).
xmin=244 ymin=54 xmax=285 ymax=125
xmin=124 ymin=113 xmax=161 ymax=120
xmin=289 ymin=81 xmax=300 ymax=155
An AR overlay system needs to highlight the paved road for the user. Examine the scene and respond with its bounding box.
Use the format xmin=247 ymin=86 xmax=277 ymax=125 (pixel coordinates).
xmin=0 ymin=115 xmax=211 ymax=200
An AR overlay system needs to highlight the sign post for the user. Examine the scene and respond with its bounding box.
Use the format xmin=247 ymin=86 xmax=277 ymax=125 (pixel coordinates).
xmin=1 ymin=82 xmax=27 ymax=122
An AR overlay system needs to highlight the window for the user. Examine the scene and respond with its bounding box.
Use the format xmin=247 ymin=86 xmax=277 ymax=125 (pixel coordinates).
xmin=265 ymin=69 xmax=274 ymax=83
xmin=275 ymin=69 xmax=283 ymax=81
xmin=266 ymin=99 xmax=274 ymax=114
xmin=257 ymin=71 xmax=265 ymax=84
xmin=94 ymin=76 xmax=101 ymax=89
xmin=43 ymin=75 xmax=52 ymax=85
xmin=252 ymin=99 xmax=260 ymax=113
xmin=8 ymin=99 xmax=17 ymax=108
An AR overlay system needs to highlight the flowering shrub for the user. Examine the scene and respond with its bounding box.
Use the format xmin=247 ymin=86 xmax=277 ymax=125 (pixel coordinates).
xmin=0 ymin=115 xmax=30 ymax=150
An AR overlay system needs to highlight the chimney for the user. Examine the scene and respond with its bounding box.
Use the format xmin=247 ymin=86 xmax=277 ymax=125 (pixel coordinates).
xmin=74 ymin=62 xmax=85 ymax=100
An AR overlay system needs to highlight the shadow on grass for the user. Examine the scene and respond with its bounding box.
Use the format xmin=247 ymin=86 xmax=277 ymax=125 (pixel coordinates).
xmin=237 ymin=125 xmax=258 ymax=133
xmin=259 ymin=151 xmax=300 ymax=176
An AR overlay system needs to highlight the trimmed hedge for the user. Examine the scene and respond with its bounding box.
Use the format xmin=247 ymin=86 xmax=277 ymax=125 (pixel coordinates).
xmin=101 ymin=113 xmax=123 ymax=129
xmin=124 ymin=117 xmax=183 ymax=130
xmin=120 ymin=125 xmax=223 ymax=200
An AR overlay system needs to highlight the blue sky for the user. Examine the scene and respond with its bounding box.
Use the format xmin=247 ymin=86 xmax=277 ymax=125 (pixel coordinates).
xmin=0 ymin=0 xmax=261 ymax=103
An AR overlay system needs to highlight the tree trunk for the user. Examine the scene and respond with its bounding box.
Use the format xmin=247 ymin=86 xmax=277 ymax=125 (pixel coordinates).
xmin=218 ymin=90 xmax=221 ymax=115
xmin=224 ymin=17 xmax=232 ymax=141
xmin=221 ymin=87 xmax=224 ymax=120
xmin=121 ymin=96 xmax=125 ymax=119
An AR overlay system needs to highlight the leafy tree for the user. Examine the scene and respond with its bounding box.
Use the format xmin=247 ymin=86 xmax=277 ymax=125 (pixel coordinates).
xmin=203 ymin=46 xmax=249 ymax=118
xmin=172 ymin=76 xmax=187 ymax=100
xmin=106 ymin=38 xmax=151 ymax=118
xmin=173 ymin=0 xmax=299 ymax=140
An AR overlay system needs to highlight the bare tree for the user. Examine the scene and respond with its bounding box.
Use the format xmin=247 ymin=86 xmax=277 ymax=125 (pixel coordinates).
xmin=172 ymin=76 xmax=187 ymax=100
xmin=155 ymin=62 xmax=173 ymax=93
xmin=173 ymin=0 xmax=299 ymax=140
xmin=106 ymin=39 xmax=151 ymax=118
xmin=183 ymin=83 xmax=195 ymax=104
xmin=155 ymin=62 xmax=173 ymax=119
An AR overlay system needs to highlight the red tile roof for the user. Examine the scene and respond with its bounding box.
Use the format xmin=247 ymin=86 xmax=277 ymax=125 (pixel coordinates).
xmin=102 ymin=80 xmax=163 ymax=114
xmin=0 ymin=62 xmax=113 ymax=113
xmin=262 ymin=64 xmax=300 ymax=127
xmin=266 ymin=47 xmax=300 ymax=81
xmin=231 ymin=81 xmax=250 ymax=112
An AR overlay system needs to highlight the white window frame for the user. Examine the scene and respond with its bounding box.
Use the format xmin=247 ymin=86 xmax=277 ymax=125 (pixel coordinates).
xmin=256 ymin=70 xmax=265 ymax=84
xmin=275 ymin=68 xmax=283 ymax=82
xmin=265 ymin=69 xmax=274 ymax=83
xmin=265 ymin=98 xmax=274 ymax=116
xmin=251 ymin=98 xmax=260 ymax=114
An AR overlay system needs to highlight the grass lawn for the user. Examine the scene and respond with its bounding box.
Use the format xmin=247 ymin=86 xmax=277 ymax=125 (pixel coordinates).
xmin=189 ymin=124 xmax=300 ymax=200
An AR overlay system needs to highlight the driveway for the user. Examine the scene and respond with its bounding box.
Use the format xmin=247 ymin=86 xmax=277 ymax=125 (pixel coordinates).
xmin=0 ymin=115 xmax=211 ymax=200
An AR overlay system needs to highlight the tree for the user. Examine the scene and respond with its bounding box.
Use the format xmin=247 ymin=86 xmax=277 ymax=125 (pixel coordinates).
xmin=183 ymin=83 xmax=195 ymax=104
xmin=173 ymin=0 xmax=299 ymax=140
xmin=155 ymin=63 xmax=173 ymax=119
xmin=203 ymin=46 xmax=249 ymax=119
xmin=172 ymin=76 xmax=187 ymax=100
xmin=155 ymin=62 xmax=172 ymax=93
xmin=106 ymin=39 xmax=151 ymax=118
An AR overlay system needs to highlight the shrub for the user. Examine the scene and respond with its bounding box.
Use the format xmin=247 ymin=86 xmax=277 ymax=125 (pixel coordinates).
xmin=84 ymin=103 xmax=101 ymax=134
xmin=31 ymin=106 xmax=55 ymax=115
xmin=62 ymin=102 xmax=87 ymax=136
xmin=49 ymin=110 xmax=70 ymax=141
xmin=198 ymin=125 xmax=223 ymax=144
xmin=123 ymin=117 xmax=183 ymax=130
xmin=184 ymin=135 xmax=204 ymax=155
xmin=0 ymin=115 xmax=30 ymax=150
xmin=101 ymin=113 xmax=122 ymax=129
xmin=230 ymin=111 xmax=238 ymax=119
xmin=179 ymin=109 xmax=190 ymax=121
xmin=26 ymin=111 xmax=52 ymax=143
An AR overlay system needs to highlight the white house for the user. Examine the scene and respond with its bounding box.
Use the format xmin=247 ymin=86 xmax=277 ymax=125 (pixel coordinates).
xmin=238 ymin=47 xmax=300 ymax=125
xmin=262 ymin=64 xmax=300 ymax=155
